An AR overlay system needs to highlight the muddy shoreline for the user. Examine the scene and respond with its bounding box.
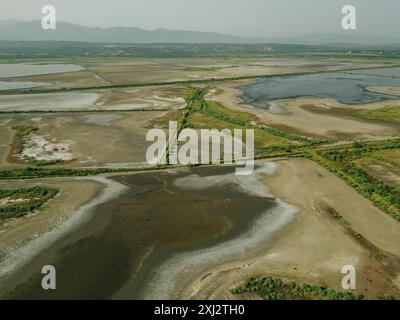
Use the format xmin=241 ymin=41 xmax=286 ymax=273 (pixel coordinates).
xmin=0 ymin=164 xmax=296 ymax=299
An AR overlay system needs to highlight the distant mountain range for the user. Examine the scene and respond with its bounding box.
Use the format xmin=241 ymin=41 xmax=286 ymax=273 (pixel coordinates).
xmin=0 ymin=20 xmax=399 ymax=46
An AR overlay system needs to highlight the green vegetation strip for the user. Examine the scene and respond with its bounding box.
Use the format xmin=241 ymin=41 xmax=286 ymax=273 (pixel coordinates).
xmin=356 ymin=106 xmax=400 ymax=124
xmin=12 ymin=125 xmax=38 ymax=155
xmin=185 ymin=88 xmax=328 ymax=154
xmin=307 ymin=140 xmax=400 ymax=222
xmin=10 ymin=126 xmax=64 ymax=167
xmin=0 ymin=186 xmax=59 ymax=219
xmin=0 ymin=108 xmax=170 ymax=115
xmin=0 ymin=165 xmax=173 ymax=180
xmin=231 ymin=276 xmax=364 ymax=300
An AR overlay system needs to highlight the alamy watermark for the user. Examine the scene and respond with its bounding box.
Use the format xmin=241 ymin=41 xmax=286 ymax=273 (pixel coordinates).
xmin=146 ymin=121 xmax=255 ymax=176
xmin=41 ymin=265 xmax=56 ymax=290
xmin=341 ymin=265 xmax=357 ymax=290
xmin=341 ymin=5 xmax=357 ymax=30
xmin=40 ymin=4 xmax=356 ymax=32
xmin=41 ymin=5 xmax=56 ymax=30
xmin=40 ymin=5 xmax=357 ymax=34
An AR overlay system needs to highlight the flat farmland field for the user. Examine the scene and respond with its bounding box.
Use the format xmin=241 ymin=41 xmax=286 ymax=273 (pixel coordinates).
xmin=0 ymin=111 xmax=168 ymax=168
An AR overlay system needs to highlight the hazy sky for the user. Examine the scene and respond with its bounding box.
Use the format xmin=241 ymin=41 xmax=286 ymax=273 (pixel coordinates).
xmin=0 ymin=0 xmax=399 ymax=37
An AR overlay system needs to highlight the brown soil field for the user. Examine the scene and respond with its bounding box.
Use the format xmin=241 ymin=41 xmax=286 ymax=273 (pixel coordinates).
xmin=0 ymin=111 xmax=168 ymax=168
xmin=175 ymin=159 xmax=400 ymax=300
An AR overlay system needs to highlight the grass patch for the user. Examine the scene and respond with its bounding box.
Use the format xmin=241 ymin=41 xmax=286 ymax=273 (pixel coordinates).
xmin=28 ymin=159 xmax=64 ymax=167
xmin=185 ymin=66 xmax=226 ymax=72
xmin=0 ymin=164 xmax=174 ymax=181
xmin=231 ymin=276 xmax=364 ymax=300
xmin=188 ymin=112 xmax=292 ymax=149
xmin=0 ymin=186 xmax=59 ymax=220
xmin=11 ymin=125 xmax=38 ymax=155
xmin=149 ymin=110 xmax=183 ymax=128
xmin=352 ymin=149 xmax=400 ymax=188
xmin=357 ymin=106 xmax=400 ymax=124
xmin=206 ymin=100 xmax=254 ymax=124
